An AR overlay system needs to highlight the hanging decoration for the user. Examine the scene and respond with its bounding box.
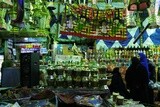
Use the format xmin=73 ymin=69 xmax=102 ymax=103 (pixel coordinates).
xmin=47 ymin=1 xmax=58 ymax=34
xmin=8 ymin=0 xmax=51 ymax=40
xmin=32 ymin=0 xmax=50 ymax=29
xmin=147 ymin=0 xmax=159 ymax=28
xmin=155 ymin=0 xmax=160 ymax=26
xmin=128 ymin=0 xmax=151 ymax=11
xmin=0 ymin=9 xmax=7 ymax=30
xmin=11 ymin=0 xmax=25 ymax=28
xmin=60 ymin=3 xmax=127 ymax=40
xmin=126 ymin=8 xmax=137 ymax=28
xmin=126 ymin=0 xmax=160 ymax=29
xmin=0 ymin=0 xmax=13 ymax=8
xmin=0 ymin=0 xmax=13 ymax=30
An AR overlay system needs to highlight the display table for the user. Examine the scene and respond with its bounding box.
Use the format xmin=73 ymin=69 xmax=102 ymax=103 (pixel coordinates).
xmin=0 ymin=87 xmax=111 ymax=107
xmin=52 ymin=88 xmax=111 ymax=107
xmin=107 ymin=97 xmax=145 ymax=107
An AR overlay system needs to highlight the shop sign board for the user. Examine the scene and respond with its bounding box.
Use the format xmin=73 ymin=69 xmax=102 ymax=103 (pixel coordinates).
xmin=21 ymin=48 xmax=40 ymax=53
xmin=19 ymin=44 xmax=41 ymax=49
xmin=55 ymin=55 xmax=81 ymax=64
xmin=19 ymin=44 xmax=41 ymax=53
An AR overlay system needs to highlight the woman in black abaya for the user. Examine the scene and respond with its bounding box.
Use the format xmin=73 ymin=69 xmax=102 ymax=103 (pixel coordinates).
xmin=125 ymin=56 xmax=150 ymax=104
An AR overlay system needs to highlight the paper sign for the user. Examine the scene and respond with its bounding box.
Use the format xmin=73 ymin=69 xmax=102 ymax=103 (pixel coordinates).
xmin=55 ymin=55 xmax=81 ymax=64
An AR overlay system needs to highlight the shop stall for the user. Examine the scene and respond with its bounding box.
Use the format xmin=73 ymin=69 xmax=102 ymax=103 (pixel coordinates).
xmin=0 ymin=0 xmax=160 ymax=107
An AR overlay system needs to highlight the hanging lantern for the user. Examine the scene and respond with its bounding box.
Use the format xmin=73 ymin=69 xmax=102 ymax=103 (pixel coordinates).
xmin=138 ymin=0 xmax=151 ymax=11
xmin=128 ymin=0 xmax=151 ymax=11
xmin=147 ymin=0 xmax=159 ymax=28
xmin=155 ymin=0 xmax=160 ymax=26
xmin=11 ymin=0 xmax=24 ymax=25
xmin=47 ymin=1 xmax=56 ymax=10
xmin=92 ymin=0 xmax=97 ymax=5
xmin=128 ymin=0 xmax=138 ymax=11
xmin=0 ymin=19 xmax=6 ymax=30
xmin=126 ymin=9 xmax=137 ymax=28
xmin=0 ymin=0 xmax=13 ymax=8
xmin=0 ymin=9 xmax=7 ymax=29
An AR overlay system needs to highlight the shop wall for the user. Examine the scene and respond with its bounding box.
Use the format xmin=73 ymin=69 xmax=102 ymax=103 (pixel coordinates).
xmin=96 ymin=27 xmax=160 ymax=49
xmin=59 ymin=27 xmax=160 ymax=50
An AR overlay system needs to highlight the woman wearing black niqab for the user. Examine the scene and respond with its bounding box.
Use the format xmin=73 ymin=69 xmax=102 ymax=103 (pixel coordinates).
xmin=125 ymin=56 xmax=149 ymax=104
